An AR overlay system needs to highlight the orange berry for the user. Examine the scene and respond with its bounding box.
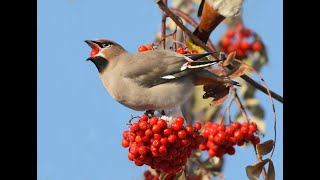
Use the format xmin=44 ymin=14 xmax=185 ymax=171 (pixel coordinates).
xmin=226 ymin=29 xmax=235 ymax=38
xmin=227 ymin=45 xmax=237 ymax=53
xmin=252 ymin=41 xmax=263 ymax=52
xmin=221 ymin=37 xmax=231 ymax=47
xmin=240 ymin=41 xmax=251 ymax=51
xmin=138 ymin=45 xmax=148 ymax=52
xmin=191 ymin=50 xmax=198 ymax=54
xmin=235 ymin=24 xmax=244 ymax=32
xmin=145 ymin=44 xmax=153 ymax=50
xmin=243 ymin=29 xmax=251 ymax=37
xmin=176 ymin=47 xmax=185 ymax=54
xmin=236 ymin=49 xmax=245 ymax=57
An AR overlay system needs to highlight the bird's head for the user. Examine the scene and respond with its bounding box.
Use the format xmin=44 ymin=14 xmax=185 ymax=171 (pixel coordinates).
xmin=85 ymin=39 xmax=126 ymax=73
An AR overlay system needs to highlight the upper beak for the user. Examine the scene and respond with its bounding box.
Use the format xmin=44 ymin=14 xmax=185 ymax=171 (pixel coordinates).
xmin=85 ymin=40 xmax=96 ymax=49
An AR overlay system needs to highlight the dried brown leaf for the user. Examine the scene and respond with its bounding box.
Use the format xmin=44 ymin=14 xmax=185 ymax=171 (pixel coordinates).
xmin=256 ymin=140 xmax=274 ymax=156
xmin=228 ymin=63 xmax=250 ymax=78
xmin=266 ymin=160 xmax=275 ymax=180
xmin=203 ymin=85 xmax=230 ymax=106
xmin=246 ymin=159 xmax=270 ymax=180
xmin=223 ymin=51 xmax=236 ymax=66
xmin=207 ymin=68 xmax=226 ymax=76
xmin=212 ymin=88 xmax=229 ymax=106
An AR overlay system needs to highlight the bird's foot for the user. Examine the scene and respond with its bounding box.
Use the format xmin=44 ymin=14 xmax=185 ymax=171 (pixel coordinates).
xmin=161 ymin=110 xmax=166 ymax=116
xmin=144 ymin=110 xmax=155 ymax=118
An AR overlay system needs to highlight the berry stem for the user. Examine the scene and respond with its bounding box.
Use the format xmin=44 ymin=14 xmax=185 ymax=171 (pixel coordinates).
xmin=222 ymin=92 xmax=235 ymax=125
xmin=234 ymin=59 xmax=277 ymax=158
xmin=190 ymin=157 xmax=225 ymax=179
xmin=253 ymin=145 xmax=267 ymax=179
xmin=231 ymin=87 xmax=249 ymax=122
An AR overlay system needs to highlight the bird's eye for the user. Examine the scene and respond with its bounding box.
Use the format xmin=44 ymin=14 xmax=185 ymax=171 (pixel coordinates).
xmin=102 ymin=43 xmax=111 ymax=48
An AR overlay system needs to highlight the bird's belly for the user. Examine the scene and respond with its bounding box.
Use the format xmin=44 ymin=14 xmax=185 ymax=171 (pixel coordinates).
xmin=105 ymin=77 xmax=195 ymax=111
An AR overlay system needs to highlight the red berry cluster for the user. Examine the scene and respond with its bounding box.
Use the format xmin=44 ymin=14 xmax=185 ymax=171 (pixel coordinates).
xmin=143 ymin=169 xmax=201 ymax=180
xmin=138 ymin=44 xmax=154 ymax=52
xmin=199 ymin=121 xmax=260 ymax=157
xmin=175 ymin=47 xmax=198 ymax=54
xmin=122 ymin=115 xmax=205 ymax=173
xmin=143 ymin=170 xmax=176 ymax=180
xmin=220 ymin=24 xmax=263 ymax=58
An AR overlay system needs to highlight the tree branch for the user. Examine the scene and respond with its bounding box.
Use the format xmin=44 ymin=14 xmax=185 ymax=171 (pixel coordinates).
xmin=155 ymin=0 xmax=283 ymax=104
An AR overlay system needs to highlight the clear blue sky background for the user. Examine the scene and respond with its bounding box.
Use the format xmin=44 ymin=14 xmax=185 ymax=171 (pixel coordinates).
xmin=38 ymin=0 xmax=283 ymax=179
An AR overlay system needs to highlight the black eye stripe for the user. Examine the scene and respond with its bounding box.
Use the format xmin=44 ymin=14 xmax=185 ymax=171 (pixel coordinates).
xmin=92 ymin=41 xmax=113 ymax=48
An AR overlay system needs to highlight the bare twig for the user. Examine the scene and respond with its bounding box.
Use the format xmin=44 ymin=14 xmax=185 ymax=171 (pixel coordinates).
xmin=169 ymin=8 xmax=217 ymax=52
xmin=226 ymin=64 xmax=283 ymax=103
xmin=190 ymin=157 xmax=225 ymax=179
xmin=221 ymin=92 xmax=235 ymax=124
xmin=155 ymin=0 xmax=283 ymax=104
xmin=190 ymin=157 xmax=209 ymax=176
xmin=161 ymin=0 xmax=168 ymax=49
xmin=231 ymin=87 xmax=249 ymax=122
xmin=231 ymin=88 xmax=267 ymax=179
xmin=234 ymin=59 xmax=277 ymax=158
xmin=254 ymin=145 xmax=268 ymax=179
xmin=156 ymin=0 xmax=215 ymax=53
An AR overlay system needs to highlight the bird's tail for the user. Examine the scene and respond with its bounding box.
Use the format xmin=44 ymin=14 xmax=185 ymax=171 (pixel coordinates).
xmin=192 ymin=0 xmax=225 ymax=43
xmin=194 ymin=69 xmax=240 ymax=87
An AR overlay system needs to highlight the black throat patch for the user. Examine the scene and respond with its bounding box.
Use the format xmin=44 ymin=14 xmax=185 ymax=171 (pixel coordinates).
xmin=91 ymin=56 xmax=108 ymax=73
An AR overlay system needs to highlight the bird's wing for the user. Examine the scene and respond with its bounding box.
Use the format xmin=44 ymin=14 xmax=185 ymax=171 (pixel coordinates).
xmin=123 ymin=50 xmax=222 ymax=87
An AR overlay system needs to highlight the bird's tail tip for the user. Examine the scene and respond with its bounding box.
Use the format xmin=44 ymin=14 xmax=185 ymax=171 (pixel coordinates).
xmin=230 ymin=80 xmax=241 ymax=87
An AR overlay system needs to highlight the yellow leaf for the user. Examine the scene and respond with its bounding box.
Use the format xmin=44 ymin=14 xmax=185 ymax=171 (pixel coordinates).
xmin=186 ymin=37 xmax=204 ymax=53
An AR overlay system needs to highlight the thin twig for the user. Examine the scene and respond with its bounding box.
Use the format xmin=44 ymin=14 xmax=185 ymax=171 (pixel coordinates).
xmin=234 ymin=59 xmax=277 ymax=158
xmin=155 ymin=0 xmax=283 ymax=104
xmin=232 ymin=88 xmax=267 ymax=179
xmin=190 ymin=157 xmax=225 ymax=179
xmin=222 ymin=91 xmax=235 ymax=125
xmin=231 ymin=87 xmax=249 ymax=122
xmin=161 ymin=0 xmax=168 ymax=49
xmin=169 ymin=8 xmax=217 ymax=52
xmin=190 ymin=157 xmax=209 ymax=176
xmin=254 ymin=145 xmax=268 ymax=179
xmin=226 ymin=64 xmax=283 ymax=103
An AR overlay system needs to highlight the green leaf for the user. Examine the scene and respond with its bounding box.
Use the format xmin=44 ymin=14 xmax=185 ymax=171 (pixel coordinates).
xmin=246 ymin=159 xmax=270 ymax=180
xmin=256 ymin=140 xmax=274 ymax=156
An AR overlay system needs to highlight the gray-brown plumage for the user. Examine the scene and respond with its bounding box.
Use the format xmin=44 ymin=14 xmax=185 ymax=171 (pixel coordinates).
xmin=85 ymin=39 xmax=238 ymax=111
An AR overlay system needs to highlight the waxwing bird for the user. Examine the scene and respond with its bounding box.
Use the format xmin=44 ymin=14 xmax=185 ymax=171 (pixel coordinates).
xmin=85 ymin=39 xmax=239 ymax=114
xmin=194 ymin=0 xmax=244 ymax=43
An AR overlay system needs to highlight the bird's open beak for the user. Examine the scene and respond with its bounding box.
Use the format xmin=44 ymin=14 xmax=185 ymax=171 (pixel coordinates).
xmin=85 ymin=40 xmax=100 ymax=61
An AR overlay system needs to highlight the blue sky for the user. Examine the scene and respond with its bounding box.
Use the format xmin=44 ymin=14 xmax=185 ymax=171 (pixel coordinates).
xmin=37 ymin=0 xmax=283 ymax=179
